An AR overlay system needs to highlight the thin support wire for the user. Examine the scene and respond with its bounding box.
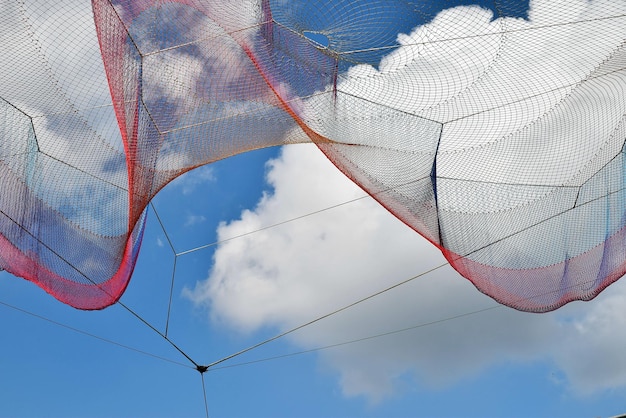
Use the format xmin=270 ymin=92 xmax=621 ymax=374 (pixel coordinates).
xmin=201 ymin=373 xmax=210 ymax=418
xmin=203 ymin=262 xmax=448 ymax=369
xmin=0 ymin=299 xmax=192 ymax=369
xmin=149 ymin=202 xmax=179 ymax=339
xmin=199 ymin=179 xmax=626 ymax=369
xmin=176 ymin=194 xmax=370 ymax=256
xmin=150 ymin=202 xmax=178 ymax=253
xmin=0 ymin=206 xmax=201 ymax=368
xmin=165 ymin=256 xmax=178 ymax=337
xmin=204 ymin=237 xmax=623 ymax=373
xmin=207 ymin=304 xmax=501 ymax=372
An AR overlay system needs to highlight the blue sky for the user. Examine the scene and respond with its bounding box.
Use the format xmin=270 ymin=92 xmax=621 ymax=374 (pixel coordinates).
xmin=2 ymin=0 xmax=626 ymax=417
xmin=3 ymin=145 xmax=626 ymax=417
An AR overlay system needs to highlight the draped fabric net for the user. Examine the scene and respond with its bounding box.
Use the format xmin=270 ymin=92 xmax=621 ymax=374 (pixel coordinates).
xmin=1 ymin=0 xmax=625 ymax=311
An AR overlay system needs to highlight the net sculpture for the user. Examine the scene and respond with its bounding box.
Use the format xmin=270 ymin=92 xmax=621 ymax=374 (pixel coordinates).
xmin=1 ymin=0 xmax=625 ymax=311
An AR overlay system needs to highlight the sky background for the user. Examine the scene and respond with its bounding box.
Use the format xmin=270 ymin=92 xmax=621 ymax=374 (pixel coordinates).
xmin=2 ymin=0 xmax=626 ymax=417
xmin=2 ymin=145 xmax=626 ymax=417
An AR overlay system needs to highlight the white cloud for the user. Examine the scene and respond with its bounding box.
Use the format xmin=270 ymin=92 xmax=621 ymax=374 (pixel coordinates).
xmin=185 ymin=143 xmax=626 ymax=402
xmin=6 ymin=0 xmax=626 ymax=399
xmin=552 ymin=288 xmax=626 ymax=395
xmin=282 ymin=0 xmax=626 ymax=312
xmin=183 ymin=0 xmax=626 ymax=401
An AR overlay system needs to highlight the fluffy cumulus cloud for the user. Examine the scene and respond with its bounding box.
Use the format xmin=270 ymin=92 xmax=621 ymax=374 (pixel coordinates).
xmin=180 ymin=0 xmax=626 ymax=402
xmin=185 ymin=144 xmax=626 ymax=400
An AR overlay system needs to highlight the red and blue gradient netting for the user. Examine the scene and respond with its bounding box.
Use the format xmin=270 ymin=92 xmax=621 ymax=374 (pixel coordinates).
xmin=1 ymin=0 xmax=626 ymax=311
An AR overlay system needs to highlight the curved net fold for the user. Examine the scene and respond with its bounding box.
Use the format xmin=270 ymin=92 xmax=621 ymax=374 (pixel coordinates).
xmin=1 ymin=0 xmax=625 ymax=311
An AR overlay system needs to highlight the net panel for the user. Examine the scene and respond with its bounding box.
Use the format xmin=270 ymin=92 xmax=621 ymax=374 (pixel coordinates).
xmin=0 ymin=0 xmax=625 ymax=312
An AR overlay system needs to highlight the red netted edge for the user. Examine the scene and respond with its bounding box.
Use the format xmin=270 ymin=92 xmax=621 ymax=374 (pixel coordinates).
xmin=1 ymin=0 xmax=626 ymax=311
